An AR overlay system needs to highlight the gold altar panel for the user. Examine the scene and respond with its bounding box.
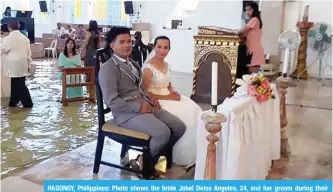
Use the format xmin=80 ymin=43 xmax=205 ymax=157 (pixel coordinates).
xmin=191 ymin=26 xmax=240 ymax=105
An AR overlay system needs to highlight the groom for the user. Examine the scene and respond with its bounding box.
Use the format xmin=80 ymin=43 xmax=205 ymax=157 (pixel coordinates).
xmin=99 ymin=27 xmax=186 ymax=177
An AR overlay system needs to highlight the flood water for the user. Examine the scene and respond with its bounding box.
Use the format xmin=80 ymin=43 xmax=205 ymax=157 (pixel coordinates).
xmin=1 ymin=60 xmax=99 ymax=178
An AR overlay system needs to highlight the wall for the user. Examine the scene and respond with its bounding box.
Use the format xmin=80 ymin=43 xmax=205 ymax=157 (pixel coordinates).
xmin=260 ymin=1 xmax=283 ymax=56
xmin=283 ymin=1 xmax=332 ymax=78
xmin=183 ymin=0 xmax=243 ymax=35
xmin=137 ymin=0 xmax=243 ymax=38
xmin=136 ymin=0 xmax=179 ymax=38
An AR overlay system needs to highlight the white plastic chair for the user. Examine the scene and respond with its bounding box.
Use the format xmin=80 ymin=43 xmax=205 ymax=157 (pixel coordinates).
xmin=44 ymin=39 xmax=58 ymax=59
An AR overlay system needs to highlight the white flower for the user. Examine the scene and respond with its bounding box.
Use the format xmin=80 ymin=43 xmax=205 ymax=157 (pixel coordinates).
xmin=235 ymin=74 xmax=251 ymax=94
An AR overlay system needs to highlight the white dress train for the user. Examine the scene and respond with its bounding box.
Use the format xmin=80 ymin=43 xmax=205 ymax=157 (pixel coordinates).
xmin=142 ymin=63 xmax=202 ymax=166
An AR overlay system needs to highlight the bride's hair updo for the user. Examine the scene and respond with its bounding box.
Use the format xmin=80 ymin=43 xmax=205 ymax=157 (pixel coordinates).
xmin=154 ymin=36 xmax=171 ymax=49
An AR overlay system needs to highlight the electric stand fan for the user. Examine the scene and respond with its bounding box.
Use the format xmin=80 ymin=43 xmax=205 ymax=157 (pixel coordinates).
xmin=278 ymin=30 xmax=302 ymax=78
xmin=297 ymin=22 xmax=332 ymax=85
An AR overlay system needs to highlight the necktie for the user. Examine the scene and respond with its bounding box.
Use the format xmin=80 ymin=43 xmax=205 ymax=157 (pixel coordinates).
xmin=124 ymin=61 xmax=139 ymax=83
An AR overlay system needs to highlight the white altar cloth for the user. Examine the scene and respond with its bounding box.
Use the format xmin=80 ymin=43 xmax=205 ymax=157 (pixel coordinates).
xmin=194 ymin=84 xmax=281 ymax=180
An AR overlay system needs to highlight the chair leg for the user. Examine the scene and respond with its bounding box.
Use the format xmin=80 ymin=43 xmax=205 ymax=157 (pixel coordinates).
xmin=120 ymin=145 xmax=129 ymax=158
xmin=166 ymin=148 xmax=173 ymax=169
xmin=120 ymin=145 xmax=129 ymax=166
xmin=142 ymin=148 xmax=153 ymax=179
xmin=93 ymin=135 xmax=105 ymax=174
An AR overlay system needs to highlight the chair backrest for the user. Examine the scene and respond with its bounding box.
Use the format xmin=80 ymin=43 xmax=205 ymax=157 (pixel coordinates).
xmin=50 ymin=39 xmax=57 ymax=49
xmin=93 ymin=47 xmax=113 ymax=129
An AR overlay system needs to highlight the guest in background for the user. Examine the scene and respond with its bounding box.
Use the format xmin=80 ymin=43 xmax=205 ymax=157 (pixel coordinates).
xmin=19 ymin=21 xmax=28 ymax=37
xmin=2 ymin=7 xmax=11 ymax=18
xmin=66 ymin=25 xmax=76 ymax=39
xmin=53 ymin=22 xmax=66 ymax=39
xmin=132 ymin=31 xmax=152 ymax=68
xmin=77 ymin=24 xmax=86 ymax=40
xmin=1 ymin=21 xmax=33 ymax=108
xmin=81 ymin=20 xmax=100 ymax=67
xmin=58 ymin=38 xmax=83 ymax=99
xmin=1 ymin=24 xmax=9 ymax=36
xmin=239 ymin=2 xmax=265 ymax=73
xmin=81 ymin=20 xmax=100 ymax=95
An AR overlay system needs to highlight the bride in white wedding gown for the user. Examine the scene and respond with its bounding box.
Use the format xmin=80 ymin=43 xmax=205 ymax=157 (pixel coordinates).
xmin=142 ymin=36 xmax=202 ymax=166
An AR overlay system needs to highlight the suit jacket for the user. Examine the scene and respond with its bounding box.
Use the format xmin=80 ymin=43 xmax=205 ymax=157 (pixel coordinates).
xmin=99 ymin=54 xmax=152 ymax=124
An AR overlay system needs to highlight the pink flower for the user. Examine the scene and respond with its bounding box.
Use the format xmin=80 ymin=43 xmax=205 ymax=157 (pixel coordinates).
xmin=261 ymin=80 xmax=270 ymax=88
xmin=257 ymin=94 xmax=269 ymax=103
xmin=257 ymin=92 xmax=271 ymax=103
xmin=247 ymin=85 xmax=257 ymax=96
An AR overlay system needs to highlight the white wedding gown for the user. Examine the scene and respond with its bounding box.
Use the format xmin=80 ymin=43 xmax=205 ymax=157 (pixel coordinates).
xmin=142 ymin=63 xmax=202 ymax=166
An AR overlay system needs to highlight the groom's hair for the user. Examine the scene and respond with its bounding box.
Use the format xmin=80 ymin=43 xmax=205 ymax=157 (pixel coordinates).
xmin=106 ymin=27 xmax=131 ymax=44
xmin=154 ymin=36 xmax=170 ymax=48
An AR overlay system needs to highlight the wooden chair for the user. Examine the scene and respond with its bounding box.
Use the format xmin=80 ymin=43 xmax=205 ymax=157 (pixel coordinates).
xmin=92 ymin=47 xmax=158 ymax=179
xmin=61 ymin=67 xmax=95 ymax=106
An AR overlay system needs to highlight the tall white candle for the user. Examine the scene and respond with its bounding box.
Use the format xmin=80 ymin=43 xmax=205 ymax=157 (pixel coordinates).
xmin=282 ymin=49 xmax=290 ymax=74
xmin=211 ymin=61 xmax=218 ymax=106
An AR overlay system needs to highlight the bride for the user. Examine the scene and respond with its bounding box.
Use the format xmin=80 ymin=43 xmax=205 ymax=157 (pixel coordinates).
xmin=141 ymin=36 xmax=202 ymax=166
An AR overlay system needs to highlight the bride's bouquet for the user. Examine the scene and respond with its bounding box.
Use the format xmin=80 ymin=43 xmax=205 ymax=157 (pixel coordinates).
xmin=235 ymin=74 xmax=275 ymax=103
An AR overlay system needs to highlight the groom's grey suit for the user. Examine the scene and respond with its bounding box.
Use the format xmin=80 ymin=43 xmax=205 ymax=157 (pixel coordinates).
xmin=99 ymin=54 xmax=186 ymax=158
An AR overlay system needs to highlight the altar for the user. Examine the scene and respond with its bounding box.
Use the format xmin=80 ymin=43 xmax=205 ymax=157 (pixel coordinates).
xmin=194 ymin=84 xmax=281 ymax=180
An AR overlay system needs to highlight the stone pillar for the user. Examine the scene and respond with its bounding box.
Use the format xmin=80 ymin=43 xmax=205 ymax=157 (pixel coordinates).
xmin=277 ymin=77 xmax=291 ymax=157
xmin=201 ymin=111 xmax=226 ymax=180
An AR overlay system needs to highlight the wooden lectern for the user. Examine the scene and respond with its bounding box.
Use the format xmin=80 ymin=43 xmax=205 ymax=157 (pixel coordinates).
xmin=190 ymin=26 xmax=241 ymax=105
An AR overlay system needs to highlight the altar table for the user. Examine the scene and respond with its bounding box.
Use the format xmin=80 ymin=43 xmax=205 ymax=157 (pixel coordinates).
xmin=194 ymin=84 xmax=281 ymax=180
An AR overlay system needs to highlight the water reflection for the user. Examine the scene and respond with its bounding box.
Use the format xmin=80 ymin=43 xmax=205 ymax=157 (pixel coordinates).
xmin=1 ymin=60 xmax=98 ymax=178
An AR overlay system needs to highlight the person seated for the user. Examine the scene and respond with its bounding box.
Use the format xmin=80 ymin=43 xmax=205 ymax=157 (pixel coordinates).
xmin=66 ymin=25 xmax=76 ymax=39
xmin=58 ymin=38 xmax=83 ymax=99
xmin=142 ymin=36 xmax=202 ymax=166
xmin=76 ymin=24 xmax=86 ymax=40
xmin=2 ymin=7 xmax=11 ymax=18
xmin=99 ymin=27 xmax=186 ymax=179
xmin=53 ymin=22 xmax=66 ymax=39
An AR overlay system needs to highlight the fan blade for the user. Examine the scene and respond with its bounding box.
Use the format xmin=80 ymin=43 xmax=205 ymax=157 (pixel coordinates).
xmin=308 ymin=30 xmax=317 ymax=38
xmin=319 ymin=24 xmax=328 ymax=34
xmin=313 ymin=41 xmax=320 ymax=50
xmin=322 ymin=34 xmax=331 ymax=44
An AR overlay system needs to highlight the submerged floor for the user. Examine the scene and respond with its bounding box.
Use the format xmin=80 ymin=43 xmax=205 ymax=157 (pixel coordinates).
xmin=0 ymin=59 xmax=193 ymax=178
xmin=1 ymin=59 xmax=332 ymax=184
xmin=1 ymin=60 xmax=99 ymax=177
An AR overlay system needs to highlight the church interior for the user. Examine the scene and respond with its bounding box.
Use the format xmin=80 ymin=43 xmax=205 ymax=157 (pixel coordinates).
xmin=0 ymin=0 xmax=332 ymax=190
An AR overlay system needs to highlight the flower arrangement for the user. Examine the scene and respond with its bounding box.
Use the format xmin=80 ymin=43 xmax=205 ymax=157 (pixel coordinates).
xmin=235 ymin=74 xmax=275 ymax=103
xmin=247 ymin=74 xmax=275 ymax=103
